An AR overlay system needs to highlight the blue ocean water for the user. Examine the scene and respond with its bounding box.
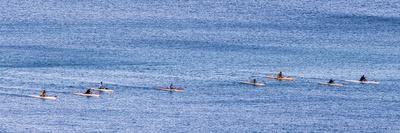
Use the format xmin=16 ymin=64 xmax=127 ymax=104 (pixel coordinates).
xmin=0 ymin=0 xmax=399 ymax=132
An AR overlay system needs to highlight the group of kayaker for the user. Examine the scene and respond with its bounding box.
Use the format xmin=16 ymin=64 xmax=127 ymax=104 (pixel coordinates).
xmin=326 ymin=75 xmax=368 ymax=84
xmin=37 ymin=72 xmax=373 ymax=98
xmin=38 ymin=81 xmax=110 ymax=98
xmin=247 ymin=71 xmax=373 ymax=86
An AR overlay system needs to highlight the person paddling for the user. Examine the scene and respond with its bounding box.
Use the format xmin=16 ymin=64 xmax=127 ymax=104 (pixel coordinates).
xmin=252 ymin=79 xmax=257 ymax=83
xmin=328 ymin=79 xmax=335 ymax=84
xmin=277 ymin=71 xmax=284 ymax=78
xmin=84 ymin=89 xmax=92 ymax=94
xmin=359 ymin=75 xmax=367 ymax=82
xmin=40 ymin=89 xmax=47 ymax=97
xmin=99 ymin=81 xmax=107 ymax=89
xmin=100 ymin=81 xmax=104 ymax=88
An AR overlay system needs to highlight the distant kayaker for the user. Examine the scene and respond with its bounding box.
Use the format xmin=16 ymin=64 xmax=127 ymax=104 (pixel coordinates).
xmin=170 ymin=83 xmax=174 ymax=89
xmin=99 ymin=81 xmax=106 ymax=89
xmin=84 ymin=89 xmax=92 ymax=94
xmin=359 ymin=75 xmax=367 ymax=81
xmin=328 ymin=79 xmax=335 ymax=84
xmin=40 ymin=89 xmax=47 ymax=97
xmin=253 ymin=79 xmax=257 ymax=83
xmin=277 ymin=71 xmax=284 ymax=78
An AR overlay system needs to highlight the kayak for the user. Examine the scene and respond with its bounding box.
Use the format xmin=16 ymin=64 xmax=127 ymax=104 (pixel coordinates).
xmin=74 ymin=93 xmax=100 ymax=97
xmin=94 ymin=88 xmax=114 ymax=92
xmin=267 ymin=76 xmax=294 ymax=81
xmin=345 ymin=80 xmax=380 ymax=84
xmin=160 ymin=87 xmax=184 ymax=92
xmin=318 ymin=82 xmax=344 ymax=87
xmin=240 ymin=81 xmax=266 ymax=86
xmin=29 ymin=95 xmax=57 ymax=100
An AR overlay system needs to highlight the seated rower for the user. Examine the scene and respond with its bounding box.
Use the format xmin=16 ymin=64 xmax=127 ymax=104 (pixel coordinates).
xmin=40 ymin=89 xmax=47 ymax=97
xmin=169 ymin=83 xmax=175 ymax=89
xmin=277 ymin=71 xmax=284 ymax=78
xmin=359 ymin=75 xmax=367 ymax=82
xmin=99 ymin=81 xmax=108 ymax=89
xmin=84 ymin=89 xmax=92 ymax=94
xmin=252 ymin=79 xmax=257 ymax=83
xmin=328 ymin=79 xmax=335 ymax=84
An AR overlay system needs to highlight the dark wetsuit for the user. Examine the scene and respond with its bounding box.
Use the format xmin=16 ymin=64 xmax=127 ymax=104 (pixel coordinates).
xmin=359 ymin=75 xmax=367 ymax=81
xmin=99 ymin=82 xmax=107 ymax=89
xmin=328 ymin=79 xmax=335 ymax=84
xmin=84 ymin=89 xmax=91 ymax=94
xmin=40 ymin=90 xmax=46 ymax=97
xmin=278 ymin=72 xmax=283 ymax=78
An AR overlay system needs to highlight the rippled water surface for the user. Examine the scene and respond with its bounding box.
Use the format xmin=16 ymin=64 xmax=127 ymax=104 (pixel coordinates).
xmin=0 ymin=0 xmax=399 ymax=132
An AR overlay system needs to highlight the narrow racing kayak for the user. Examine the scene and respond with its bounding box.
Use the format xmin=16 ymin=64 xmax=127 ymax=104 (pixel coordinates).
xmin=29 ymin=95 xmax=57 ymax=100
xmin=74 ymin=93 xmax=100 ymax=97
xmin=318 ymin=82 xmax=344 ymax=87
xmin=267 ymin=76 xmax=294 ymax=81
xmin=345 ymin=80 xmax=380 ymax=84
xmin=160 ymin=87 xmax=184 ymax=92
xmin=240 ymin=81 xmax=266 ymax=86
xmin=94 ymin=88 xmax=114 ymax=92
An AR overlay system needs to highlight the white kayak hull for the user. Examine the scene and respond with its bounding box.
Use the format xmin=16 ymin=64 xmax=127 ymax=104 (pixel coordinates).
xmin=29 ymin=95 xmax=57 ymax=100
xmin=94 ymin=88 xmax=114 ymax=92
xmin=74 ymin=93 xmax=100 ymax=97
xmin=267 ymin=76 xmax=294 ymax=81
xmin=318 ymin=82 xmax=344 ymax=87
xmin=160 ymin=88 xmax=184 ymax=92
xmin=345 ymin=80 xmax=379 ymax=84
xmin=240 ymin=82 xmax=266 ymax=86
